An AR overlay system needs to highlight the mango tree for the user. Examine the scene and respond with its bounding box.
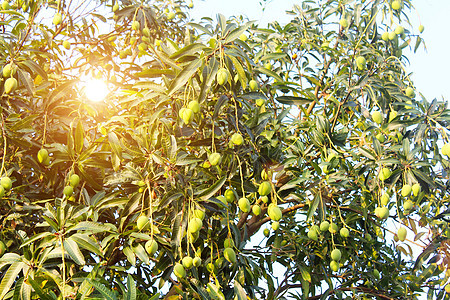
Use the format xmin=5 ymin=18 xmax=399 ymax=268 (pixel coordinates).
xmin=0 ymin=0 xmax=449 ymax=299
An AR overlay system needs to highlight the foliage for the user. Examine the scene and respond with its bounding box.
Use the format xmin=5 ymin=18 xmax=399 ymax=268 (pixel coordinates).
xmin=0 ymin=0 xmax=449 ymax=299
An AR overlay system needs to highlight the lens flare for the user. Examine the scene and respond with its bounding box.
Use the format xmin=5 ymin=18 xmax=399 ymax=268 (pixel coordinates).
xmin=83 ymin=78 xmax=109 ymax=102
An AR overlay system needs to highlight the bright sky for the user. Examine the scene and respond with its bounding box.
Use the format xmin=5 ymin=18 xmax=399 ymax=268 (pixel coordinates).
xmin=189 ymin=0 xmax=450 ymax=103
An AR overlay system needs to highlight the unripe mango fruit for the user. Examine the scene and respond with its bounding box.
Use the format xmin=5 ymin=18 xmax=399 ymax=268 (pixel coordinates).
xmin=182 ymin=256 xmax=193 ymax=269
xmin=193 ymin=256 xmax=201 ymax=267
xmin=412 ymin=183 xmax=420 ymax=196
xmin=392 ymin=1 xmax=401 ymax=10
xmin=340 ymin=227 xmax=349 ymax=238
xmin=231 ymin=133 xmax=243 ymax=145
xmin=308 ymin=225 xmax=319 ymax=241
xmin=145 ymin=239 xmax=158 ymax=256
xmin=339 ymin=18 xmax=348 ymax=28
xmin=1 ymin=177 xmax=12 ymax=191
xmin=224 ymin=189 xmax=235 ymax=203
xmin=4 ymin=77 xmax=17 ymax=94
xmin=224 ymin=238 xmax=234 ymax=248
xmin=137 ymin=215 xmax=149 ymax=230
xmin=194 ymin=209 xmax=205 ymax=221
xmin=238 ymin=197 xmax=250 ymax=213
xmin=37 ymin=149 xmax=48 ymax=164
xmin=320 ymin=221 xmax=330 ymax=232
xmin=380 ymin=193 xmax=389 ymax=206
xmin=68 ymin=174 xmax=80 ymax=189
xmin=442 ymin=143 xmax=450 ymax=156
xmin=403 ymin=199 xmax=413 ymax=211
xmin=330 ymin=260 xmax=339 ymax=272
xmin=271 ymin=221 xmax=280 ymax=231
xmin=252 ymin=204 xmax=261 ymax=216
xmin=331 ymin=249 xmax=341 ymax=261
xmin=371 ymin=111 xmax=383 ymax=124
xmin=267 ymin=203 xmax=282 ymax=221
xmin=63 ymin=40 xmax=71 ymax=50
xmin=2 ymin=64 xmax=16 ymax=78
xmin=223 ymin=247 xmax=236 ymax=263
xmin=173 ymin=263 xmax=186 ymax=278
xmin=397 ymin=227 xmax=407 ymax=241
xmin=188 ymin=100 xmax=200 ymax=113
xmin=53 ymin=13 xmax=62 ymax=26
xmin=216 ymin=68 xmax=228 ymax=85
xmin=258 ymin=181 xmax=272 ymax=196
xmin=208 ymin=152 xmax=221 ymax=166
xmin=356 ymin=56 xmax=366 ymax=70
xmin=188 ymin=217 xmax=203 ymax=233
xmin=131 ymin=21 xmax=140 ymax=31
xmin=249 ymin=79 xmax=258 ymax=91
xmin=401 ymin=184 xmax=412 ymax=197
xmin=63 ymin=185 xmax=73 ymax=197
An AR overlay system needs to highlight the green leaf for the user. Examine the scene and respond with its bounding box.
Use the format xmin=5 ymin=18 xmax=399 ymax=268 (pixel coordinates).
xmin=64 ymin=238 xmax=86 ymax=265
xmin=27 ymin=277 xmax=57 ymax=300
xmin=20 ymin=232 xmax=54 ymax=248
xmin=306 ymin=192 xmax=320 ymax=222
xmin=233 ymin=280 xmax=247 ymax=300
xmin=108 ymin=132 xmax=123 ymax=160
xmin=17 ymin=69 xmax=34 ymax=95
xmin=167 ymin=58 xmax=202 ymax=96
xmin=75 ymin=120 xmax=84 ymax=154
xmin=67 ymin=221 xmax=111 ymax=233
xmin=170 ymin=43 xmax=205 ymax=60
xmin=207 ymin=283 xmax=225 ymax=300
xmin=256 ymin=66 xmax=283 ymax=82
xmin=0 ymin=262 xmax=25 ymax=300
xmin=228 ymin=55 xmax=247 ymax=89
xmin=299 ymin=265 xmax=311 ymax=282
xmin=198 ymin=176 xmax=227 ymax=200
xmin=276 ymin=96 xmax=313 ymax=106
xmin=126 ymin=274 xmax=136 ymax=300
xmin=224 ymin=21 xmax=255 ymax=44
xmin=213 ymin=95 xmax=229 ymax=120
xmin=87 ymin=279 xmax=118 ymax=300
xmin=123 ymin=246 xmax=136 ymax=266
xmin=70 ymin=234 xmax=103 ymax=257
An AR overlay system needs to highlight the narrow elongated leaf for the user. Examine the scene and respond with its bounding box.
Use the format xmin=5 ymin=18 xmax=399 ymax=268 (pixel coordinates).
xmin=234 ymin=281 xmax=247 ymax=300
xmin=123 ymin=246 xmax=136 ymax=266
xmin=20 ymin=232 xmax=53 ymax=248
xmin=170 ymin=43 xmax=205 ymax=60
xmin=19 ymin=59 xmax=48 ymax=80
xmin=108 ymin=132 xmax=123 ymax=160
xmin=299 ymin=265 xmax=312 ymax=282
xmin=27 ymin=277 xmax=56 ymax=300
xmin=170 ymin=135 xmax=177 ymax=161
xmin=67 ymin=221 xmax=110 ymax=233
xmin=168 ymin=58 xmax=202 ymax=95
xmin=17 ymin=69 xmax=34 ymax=95
xmin=75 ymin=120 xmax=84 ymax=153
xmin=0 ymin=262 xmax=25 ymax=300
xmin=198 ymin=176 xmax=227 ymax=200
xmin=64 ymin=238 xmax=85 ymax=265
xmin=224 ymin=21 xmax=255 ymax=44
xmin=87 ymin=279 xmax=118 ymax=300
xmin=70 ymin=234 xmax=103 ymax=257
xmin=276 ymin=96 xmax=313 ymax=105
xmin=126 ymin=274 xmax=136 ymax=300
xmin=228 ymin=55 xmax=247 ymax=89
xmin=306 ymin=193 xmax=320 ymax=222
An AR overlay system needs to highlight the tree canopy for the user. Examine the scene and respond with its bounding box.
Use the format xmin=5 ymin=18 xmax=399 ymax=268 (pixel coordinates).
xmin=0 ymin=0 xmax=449 ymax=299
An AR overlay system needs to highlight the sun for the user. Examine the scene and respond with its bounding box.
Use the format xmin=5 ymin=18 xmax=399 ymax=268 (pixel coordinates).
xmin=81 ymin=78 xmax=110 ymax=102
